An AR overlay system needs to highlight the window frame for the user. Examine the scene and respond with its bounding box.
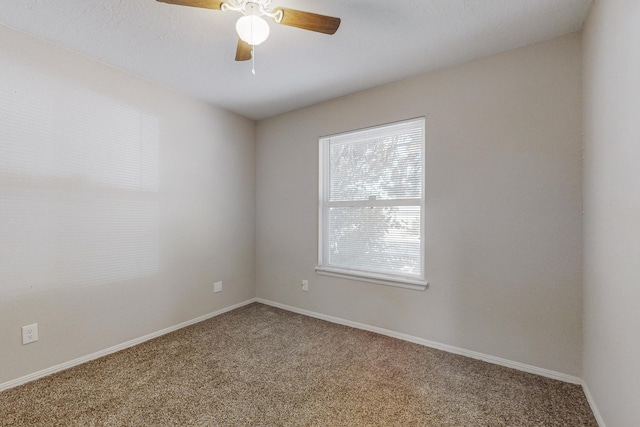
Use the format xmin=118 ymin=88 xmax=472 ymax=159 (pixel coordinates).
xmin=315 ymin=117 xmax=427 ymax=291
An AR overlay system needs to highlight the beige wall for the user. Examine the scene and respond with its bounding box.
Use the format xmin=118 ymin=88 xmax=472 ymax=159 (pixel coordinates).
xmin=0 ymin=25 xmax=256 ymax=384
xmin=0 ymin=21 xmax=594 ymax=396
xmin=256 ymin=34 xmax=584 ymax=377
xmin=583 ymin=0 xmax=640 ymax=425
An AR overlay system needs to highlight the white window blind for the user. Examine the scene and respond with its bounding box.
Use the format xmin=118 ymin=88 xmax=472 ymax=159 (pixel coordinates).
xmin=317 ymin=118 xmax=426 ymax=290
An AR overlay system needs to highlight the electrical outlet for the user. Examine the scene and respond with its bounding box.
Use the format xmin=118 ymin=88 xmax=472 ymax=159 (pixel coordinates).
xmin=301 ymin=280 xmax=309 ymax=292
xmin=22 ymin=323 xmax=38 ymax=345
xmin=214 ymin=281 xmax=223 ymax=293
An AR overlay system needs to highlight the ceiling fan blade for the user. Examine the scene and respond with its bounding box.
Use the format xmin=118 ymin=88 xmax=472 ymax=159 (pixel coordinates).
xmin=235 ymin=39 xmax=252 ymax=61
xmin=273 ymin=8 xmax=341 ymax=35
xmin=156 ymin=0 xmax=223 ymax=10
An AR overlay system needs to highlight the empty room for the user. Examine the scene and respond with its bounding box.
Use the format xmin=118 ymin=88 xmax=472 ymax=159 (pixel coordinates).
xmin=0 ymin=0 xmax=637 ymax=426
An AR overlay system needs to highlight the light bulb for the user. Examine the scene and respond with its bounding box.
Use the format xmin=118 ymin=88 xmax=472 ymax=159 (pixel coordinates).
xmin=236 ymin=15 xmax=270 ymax=46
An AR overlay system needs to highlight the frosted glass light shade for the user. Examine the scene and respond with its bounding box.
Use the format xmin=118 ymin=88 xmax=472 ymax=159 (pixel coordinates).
xmin=236 ymin=15 xmax=270 ymax=46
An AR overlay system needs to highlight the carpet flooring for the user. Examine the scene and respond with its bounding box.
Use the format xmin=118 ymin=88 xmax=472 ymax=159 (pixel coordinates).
xmin=1 ymin=303 xmax=597 ymax=426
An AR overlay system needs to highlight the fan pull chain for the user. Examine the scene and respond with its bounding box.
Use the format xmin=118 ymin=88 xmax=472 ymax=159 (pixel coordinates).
xmin=250 ymin=14 xmax=256 ymax=75
xmin=252 ymin=45 xmax=256 ymax=75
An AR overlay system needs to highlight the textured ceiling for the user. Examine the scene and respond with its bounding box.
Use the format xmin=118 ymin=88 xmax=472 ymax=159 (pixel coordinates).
xmin=1 ymin=0 xmax=593 ymax=120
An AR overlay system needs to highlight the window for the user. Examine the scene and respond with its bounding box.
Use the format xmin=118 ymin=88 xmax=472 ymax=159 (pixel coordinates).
xmin=316 ymin=117 xmax=426 ymax=291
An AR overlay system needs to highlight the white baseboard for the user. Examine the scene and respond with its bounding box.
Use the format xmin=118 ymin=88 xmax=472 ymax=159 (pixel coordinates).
xmin=581 ymin=382 xmax=606 ymax=427
xmin=256 ymin=298 xmax=582 ymax=385
xmin=0 ymin=298 xmax=258 ymax=392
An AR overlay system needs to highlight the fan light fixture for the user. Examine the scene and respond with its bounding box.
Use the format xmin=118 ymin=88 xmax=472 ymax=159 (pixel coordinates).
xmin=234 ymin=2 xmax=270 ymax=46
xmin=236 ymin=14 xmax=270 ymax=46
xmin=157 ymin=0 xmax=341 ymax=73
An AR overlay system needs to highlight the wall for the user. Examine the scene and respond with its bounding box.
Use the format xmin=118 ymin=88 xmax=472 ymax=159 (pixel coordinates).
xmin=0 ymin=25 xmax=256 ymax=385
xmin=256 ymin=34 xmax=584 ymax=377
xmin=583 ymin=0 xmax=640 ymax=425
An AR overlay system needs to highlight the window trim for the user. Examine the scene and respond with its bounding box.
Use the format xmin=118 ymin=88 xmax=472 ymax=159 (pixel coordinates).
xmin=316 ymin=117 xmax=427 ymax=291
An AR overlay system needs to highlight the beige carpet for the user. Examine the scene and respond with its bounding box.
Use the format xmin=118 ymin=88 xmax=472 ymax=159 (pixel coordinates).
xmin=1 ymin=303 xmax=596 ymax=426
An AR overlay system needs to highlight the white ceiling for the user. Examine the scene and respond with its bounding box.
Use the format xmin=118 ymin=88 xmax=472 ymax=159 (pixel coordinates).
xmin=1 ymin=0 xmax=592 ymax=120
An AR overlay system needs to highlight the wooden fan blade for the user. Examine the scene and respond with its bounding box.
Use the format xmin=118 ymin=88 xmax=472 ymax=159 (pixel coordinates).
xmin=156 ymin=0 xmax=223 ymax=10
xmin=235 ymin=39 xmax=252 ymax=61
xmin=273 ymin=8 xmax=341 ymax=35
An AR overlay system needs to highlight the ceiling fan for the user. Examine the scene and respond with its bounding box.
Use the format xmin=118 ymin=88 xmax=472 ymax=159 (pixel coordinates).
xmin=157 ymin=0 xmax=341 ymax=65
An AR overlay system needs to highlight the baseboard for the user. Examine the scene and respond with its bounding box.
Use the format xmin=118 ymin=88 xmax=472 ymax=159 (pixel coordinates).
xmin=0 ymin=298 xmax=258 ymax=392
xmin=256 ymin=298 xmax=582 ymax=385
xmin=581 ymin=381 xmax=606 ymax=427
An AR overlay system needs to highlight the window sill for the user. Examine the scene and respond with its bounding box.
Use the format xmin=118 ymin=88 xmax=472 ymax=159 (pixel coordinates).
xmin=315 ymin=266 xmax=428 ymax=291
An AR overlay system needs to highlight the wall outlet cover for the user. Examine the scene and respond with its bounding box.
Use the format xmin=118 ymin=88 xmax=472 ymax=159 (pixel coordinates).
xmin=214 ymin=281 xmax=223 ymax=293
xmin=22 ymin=323 xmax=38 ymax=345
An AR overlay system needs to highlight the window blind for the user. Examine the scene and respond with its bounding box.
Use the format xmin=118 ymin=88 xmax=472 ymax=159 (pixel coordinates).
xmin=318 ymin=118 xmax=425 ymax=288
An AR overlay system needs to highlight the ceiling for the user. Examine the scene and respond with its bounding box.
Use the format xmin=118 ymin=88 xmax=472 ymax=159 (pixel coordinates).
xmin=1 ymin=0 xmax=593 ymax=120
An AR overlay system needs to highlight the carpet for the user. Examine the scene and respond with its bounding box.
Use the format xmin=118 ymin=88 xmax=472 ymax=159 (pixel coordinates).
xmin=0 ymin=303 xmax=597 ymax=426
